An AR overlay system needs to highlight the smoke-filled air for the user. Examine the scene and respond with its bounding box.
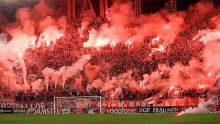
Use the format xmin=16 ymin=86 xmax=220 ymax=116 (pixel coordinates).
xmin=0 ymin=0 xmax=220 ymax=112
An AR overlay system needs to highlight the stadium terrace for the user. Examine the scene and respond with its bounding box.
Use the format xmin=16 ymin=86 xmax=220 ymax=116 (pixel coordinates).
xmin=0 ymin=0 xmax=220 ymax=116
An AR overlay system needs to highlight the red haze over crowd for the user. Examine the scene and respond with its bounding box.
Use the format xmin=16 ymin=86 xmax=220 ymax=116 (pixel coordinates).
xmin=0 ymin=0 xmax=220 ymax=101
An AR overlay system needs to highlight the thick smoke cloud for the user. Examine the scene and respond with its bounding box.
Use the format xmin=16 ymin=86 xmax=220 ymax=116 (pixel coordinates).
xmin=83 ymin=1 xmax=220 ymax=97
xmin=178 ymin=98 xmax=215 ymax=116
xmin=0 ymin=0 xmax=220 ymax=109
xmin=0 ymin=0 xmax=66 ymax=91
xmin=84 ymin=2 xmax=184 ymax=48
xmin=42 ymin=54 xmax=91 ymax=90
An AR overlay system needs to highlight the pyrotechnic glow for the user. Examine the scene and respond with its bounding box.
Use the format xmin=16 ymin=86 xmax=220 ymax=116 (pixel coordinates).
xmin=94 ymin=39 xmax=109 ymax=47
xmin=152 ymin=37 xmax=160 ymax=44
xmin=165 ymin=25 xmax=170 ymax=30
xmin=170 ymin=86 xmax=175 ymax=91
xmin=199 ymin=85 xmax=204 ymax=89
xmin=106 ymin=9 xmax=109 ymax=14
xmin=139 ymin=84 xmax=142 ymax=88
xmin=18 ymin=52 xmax=23 ymax=58
xmin=12 ymin=49 xmax=24 ymax=58
xmin=29 ymin=40 xmax=36 ymax=46
xmin=193 ymin=37 xmax=196 ymax=41
xmin=214 ymin=31 xmax=220 ymax=35
xmin=125 ymin=40 xmax=133 ymax=45
xmin=37 ymin=26 xmax=64 ymax=47
xmin=24 ymin=79 xmax=27 ymax=85
xmin=110 ymin=42 xmax=116 ymax=46
xmin=200 ymin=37 xmax=207 ymax=44
xmin=158 ymin=44 xmax=165 ymax=52
xmin=174 ymin=91 xmax=179 ymax=94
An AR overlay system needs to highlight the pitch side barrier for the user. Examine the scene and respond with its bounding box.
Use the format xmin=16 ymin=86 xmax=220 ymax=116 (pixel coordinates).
xmin=0 ymin=106 xmax=220 ymax=114
xmin=0 ymin=101 xmax=54 ymax=114
xmin=0 ymin=98 xmax=220 ymax=114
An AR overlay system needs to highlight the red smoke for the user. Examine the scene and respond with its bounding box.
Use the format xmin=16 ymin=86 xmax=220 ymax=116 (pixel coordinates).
xmin=0 ymin=0 xmax=220 ymax=101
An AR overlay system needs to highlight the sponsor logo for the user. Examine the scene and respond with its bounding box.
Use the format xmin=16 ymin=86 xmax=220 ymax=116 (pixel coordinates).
xmin=0 ymin=108 xmax=13 ymax=114
xmin=105 ymin=108 xmax=136 ymax=114
xmin=139 ymin=107 xmax=151 ymax=113
xmin=0 ymin=102 xmax=54 ymax=114
xmin=138 ymin=107 xmax=179 ymax=113
xmin=62 ymin=108 xmax=70 ymax=114
xmin=27 ymin=108 xmax=53 ymax=114
xmin=87 ymin=108 xmax=98 ymax=114
xmin=27 ymin=108 xmax=36 ymax=114
xmin=13 ymin=108 xmax=26 ymax=114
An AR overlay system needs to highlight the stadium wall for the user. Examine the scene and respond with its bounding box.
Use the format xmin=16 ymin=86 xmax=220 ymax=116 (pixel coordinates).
xmin=0 ymin=98 xmax=220 ymax=114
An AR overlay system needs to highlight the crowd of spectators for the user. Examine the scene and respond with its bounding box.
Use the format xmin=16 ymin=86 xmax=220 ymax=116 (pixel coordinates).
xmin=1 ymin=10 xmax=220 ymax=102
